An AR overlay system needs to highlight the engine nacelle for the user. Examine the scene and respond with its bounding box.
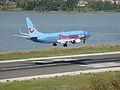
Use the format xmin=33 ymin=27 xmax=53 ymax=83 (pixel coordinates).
xmin=71 ymin=39 xmax=81 ymax=44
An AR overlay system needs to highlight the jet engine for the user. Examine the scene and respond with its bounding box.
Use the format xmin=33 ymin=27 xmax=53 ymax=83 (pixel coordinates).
xmin=71 ymin=39 xmax=81 ymax=44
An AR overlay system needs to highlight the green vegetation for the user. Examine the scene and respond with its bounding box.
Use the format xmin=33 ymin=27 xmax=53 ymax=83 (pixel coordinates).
xmin=0 ymin=0 xmax=120 ymax=12
xmin=89 ymin=1 xmax=120 ymax=12
xmin=0 ymin=71 xmax=120 ymax=90
xmin=0 ymin=44 xmax=120 ymax=61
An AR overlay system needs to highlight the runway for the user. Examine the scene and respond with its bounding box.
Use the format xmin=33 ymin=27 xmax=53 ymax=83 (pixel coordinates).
xmin=0 ymin=52 xmax=120 ymax=82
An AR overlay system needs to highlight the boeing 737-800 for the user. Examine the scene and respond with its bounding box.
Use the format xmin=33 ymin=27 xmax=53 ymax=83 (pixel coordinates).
xmin=14 ymin=17 xmax=91 ymax=47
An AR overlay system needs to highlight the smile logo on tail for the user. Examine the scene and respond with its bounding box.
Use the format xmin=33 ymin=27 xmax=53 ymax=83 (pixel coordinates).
xmin=28 ymin=28 xmax=34 ymax=33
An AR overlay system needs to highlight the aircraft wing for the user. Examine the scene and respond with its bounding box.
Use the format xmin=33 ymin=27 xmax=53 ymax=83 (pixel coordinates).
xmin=13 ymin=35 xmax=29 ymax=38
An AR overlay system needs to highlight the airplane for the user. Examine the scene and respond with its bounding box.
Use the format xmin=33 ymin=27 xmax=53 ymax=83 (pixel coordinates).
xmin=14 ymin=17 xmax=91 ymax=47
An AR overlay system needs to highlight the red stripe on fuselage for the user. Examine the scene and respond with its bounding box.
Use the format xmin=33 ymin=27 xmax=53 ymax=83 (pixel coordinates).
xmin=59 ymin=34 xmax=78 ymax=39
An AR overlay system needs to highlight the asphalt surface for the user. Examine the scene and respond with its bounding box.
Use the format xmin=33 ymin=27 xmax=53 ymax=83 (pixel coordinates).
xmin=0 ymin=53 xmax=120 ymax=80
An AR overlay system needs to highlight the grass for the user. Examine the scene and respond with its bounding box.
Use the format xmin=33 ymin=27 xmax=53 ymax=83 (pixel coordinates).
xmin=0 ymin=71 xmax=120 ymax=90
xmin=0 ymin=44 xmax=120 ymax=61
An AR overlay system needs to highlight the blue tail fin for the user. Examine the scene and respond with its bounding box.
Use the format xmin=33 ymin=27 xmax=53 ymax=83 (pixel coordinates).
xmin=26 ymin=17 xmax=43 ymax=37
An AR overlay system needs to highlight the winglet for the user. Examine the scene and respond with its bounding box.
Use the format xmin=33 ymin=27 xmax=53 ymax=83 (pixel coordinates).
xmin=18 ymin=28 xmax=29 ymax=36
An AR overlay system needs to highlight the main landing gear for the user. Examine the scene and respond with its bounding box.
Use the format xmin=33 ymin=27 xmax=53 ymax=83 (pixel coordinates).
xmin=53 ymin=43 xmax=57 ymax=46
xmin=53 ymin=43 xmax=68 ymax=47
xmin=63 ymin=43 xmax=67 ymax=47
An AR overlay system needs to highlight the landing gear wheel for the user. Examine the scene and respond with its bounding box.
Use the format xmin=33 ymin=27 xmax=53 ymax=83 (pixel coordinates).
xmin=53 ymin=43 xmax=57 ymax=46
xmin=63 ymin=43 xmax=67 ymax=47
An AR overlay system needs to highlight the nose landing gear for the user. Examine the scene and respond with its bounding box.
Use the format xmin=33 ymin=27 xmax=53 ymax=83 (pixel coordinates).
xmin=83 ymin=39 xmax=85 ymax=43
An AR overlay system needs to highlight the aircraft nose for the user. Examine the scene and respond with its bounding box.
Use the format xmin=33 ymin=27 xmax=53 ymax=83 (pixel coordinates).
xmin=87 ymin=33 xmax=91 ymax=37
xmin=85 ymin=31 xmax=91 ymax=37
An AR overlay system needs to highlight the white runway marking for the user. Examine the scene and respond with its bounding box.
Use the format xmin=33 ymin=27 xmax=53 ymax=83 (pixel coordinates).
xmin=0 ymin=64 xmax=58 ymax=71
xmin=0 ymin=51 xmax=120 ymax=63
xmin=0 ymin=67 xmax=120 ymax=83
xmin=81 ymin=62 xmax=120 ymax=68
